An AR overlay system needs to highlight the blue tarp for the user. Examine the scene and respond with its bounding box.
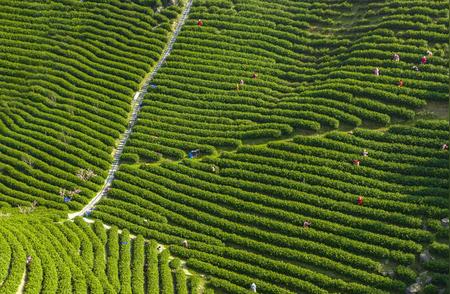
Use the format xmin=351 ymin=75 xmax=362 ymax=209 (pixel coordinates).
xmin=188 ymin=149 xmax=200 ymax=159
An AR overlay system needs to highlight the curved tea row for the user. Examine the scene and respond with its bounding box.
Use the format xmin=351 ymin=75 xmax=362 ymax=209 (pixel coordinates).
xmin=0 ymin=0 xmax=182 ymax=209
xmin=121 ymin=0 xmax=448 ymax=163
xmin=0 ymin=213 xmax=209 ymax=294
xmin=94 ymin=121 xmax=449 ymax=293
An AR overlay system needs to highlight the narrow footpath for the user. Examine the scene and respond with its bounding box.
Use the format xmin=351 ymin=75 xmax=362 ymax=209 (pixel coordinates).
xmin=15 ymin=270 xmax=26 ymax=294
xmin=68 ymin=0 xmax=194 ymax=220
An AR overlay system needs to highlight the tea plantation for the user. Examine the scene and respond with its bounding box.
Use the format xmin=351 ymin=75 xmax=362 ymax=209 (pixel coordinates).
xmin=0 ymin=212 xmax=210 ymax=294
xmin=0 ymin=0 xmax=448 ymax=293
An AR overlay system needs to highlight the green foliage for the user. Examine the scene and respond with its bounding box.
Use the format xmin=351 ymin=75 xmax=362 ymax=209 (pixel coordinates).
xmin=96 ymin=121 xmax=447 ymax=293
xmin=189 ymin=275 xmax=202 ymax=294
xmin=0 ymin=218 xmax=193 ymax=294
xmin=175 ymin=269 xmax=188 ymax=294
xmin=119 ymin=229 xmax=132 ymax=294
xmin=429 ymin=242 xmax=449 ymax=258
xmin=423 ymin=259 xmax=449 ymax=274
xmin=107 ymin=226 xmax=121 ymax=292
xmin=120 ymin=153 xmax=140 ymax=164
xmin=1 ymin=1 xmax=449 ymax=294
xmin=131 ymin=235 xmax=145 ymax=294
xmin=170 ymin=258 xmax=182 ymax=269
xmin=423 ymin=284 xmax=440 ymax=294
xmin=146 ymin=240 xmax=160 ymax=294
xmin=430 ymin=273 xmax=448 ymax=287
xmin=160 ymin=249 xmax=174 ymax=294
xmin=395 ymin=265 xmax=417 ymax=284
xmin=0 ymin=0 xmax=178 ymax=209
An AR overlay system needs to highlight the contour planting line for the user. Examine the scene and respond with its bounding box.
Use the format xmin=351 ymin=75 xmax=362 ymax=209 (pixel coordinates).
xmin=68 ymin=0 xmax=194 ymax=220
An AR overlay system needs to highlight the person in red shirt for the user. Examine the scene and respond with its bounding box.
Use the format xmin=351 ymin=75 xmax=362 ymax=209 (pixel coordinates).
xmin=197 ymin=19 xmax=203 ymax=27
xmin=357 ymin=196 xmax=363 ymax=206
xmin=398 ymin=80 xmax=404 ymax=87
xmin=353 ymin=159 xmax=360 ymax=166
xmin=421 ymin=56 xmax=427 ymax=64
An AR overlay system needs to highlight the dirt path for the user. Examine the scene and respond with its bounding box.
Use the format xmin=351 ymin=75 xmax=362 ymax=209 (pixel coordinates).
xmin=68 ymin=0 xmax=194 ymax=220
xmin=15 ymin=270 xmax=26 ymax=294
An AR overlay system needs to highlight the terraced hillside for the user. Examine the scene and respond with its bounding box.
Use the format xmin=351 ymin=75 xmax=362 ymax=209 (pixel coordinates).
xmin=0 ymin=0 xmax=182 ymax=210
xmin=94 ymin=120 xmax=449 ymax=293
xmin=0 ymin=0 xmax=448 ymax=294
xmin=0 ymin=212 xmax=210 ymax=294
xmin=120 ymin=0 xmax=448 ymax=162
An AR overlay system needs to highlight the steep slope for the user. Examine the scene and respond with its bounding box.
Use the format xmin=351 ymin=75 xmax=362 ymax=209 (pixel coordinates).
xmin=94 ymin=120 xmax=449 ymax=293
xmin=120 ymin=0 xmax=448 ymax=162
xmin=0 ymin=0 xmax=181 ymax=210
xmin=0 ymin=213 xmax=209 ymax=294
